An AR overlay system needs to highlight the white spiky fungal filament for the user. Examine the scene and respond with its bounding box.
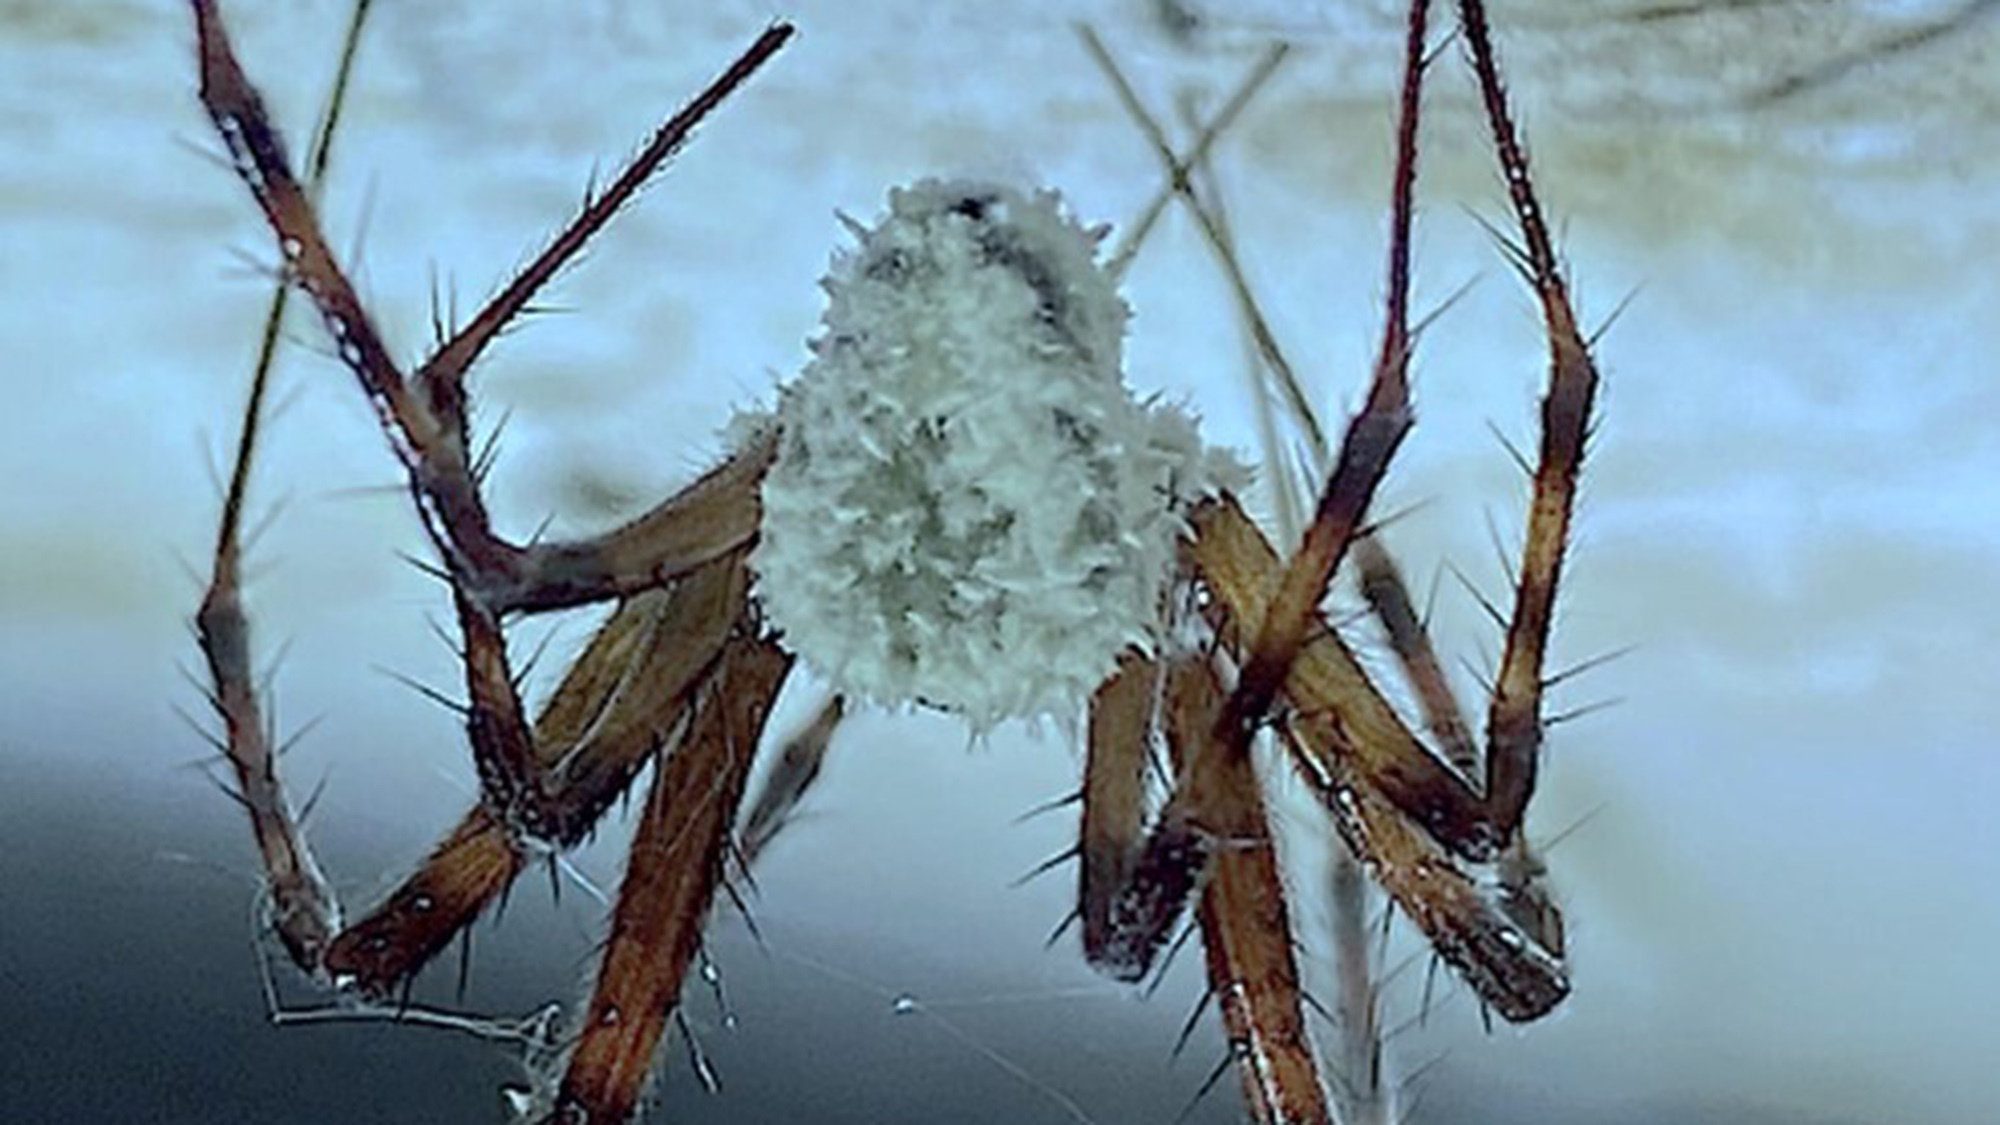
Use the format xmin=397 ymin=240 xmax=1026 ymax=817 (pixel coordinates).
xmin=752 ymin=180 xmax=1241 ymax=728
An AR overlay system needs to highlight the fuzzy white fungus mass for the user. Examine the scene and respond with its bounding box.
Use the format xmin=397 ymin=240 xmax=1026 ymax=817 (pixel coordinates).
xmin=751 ymin=180 xmax=1239 ymax=727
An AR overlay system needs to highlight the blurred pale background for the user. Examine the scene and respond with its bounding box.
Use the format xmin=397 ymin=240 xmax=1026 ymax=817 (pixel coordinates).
xmin=3 ymin=1 xmax=1997 ymax=1122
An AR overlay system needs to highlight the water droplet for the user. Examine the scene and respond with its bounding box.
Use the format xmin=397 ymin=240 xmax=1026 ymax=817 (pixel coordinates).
xmin=890 ymin=993 xmax=919 ymax=1016
xmin=339 ymin=341 xmax=364 ymax=366
xmin=410 ymin=894 xmax=434 ymax=913
xmin=600 ymin=1006 xmax=621 ymax=1026
xmin=281 ymin=237 xmax=302 ymax=259
xmin=700 ymin=962 xmax=720 ymax=985
xmin=1497 ymin=928 xmax=1524 ymax=951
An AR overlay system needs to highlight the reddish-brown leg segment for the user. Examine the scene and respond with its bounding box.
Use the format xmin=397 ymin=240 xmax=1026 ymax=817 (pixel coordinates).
xmin=1076 ymin=0 xmax=1597 ymax=1070
xmin=190 ymin=0 xmax=791 ymax=847
xmin=1165 ymin=660 xmax=1329 ymax=1125
xmin=550 ymin=634 xmax=792 ymax=1125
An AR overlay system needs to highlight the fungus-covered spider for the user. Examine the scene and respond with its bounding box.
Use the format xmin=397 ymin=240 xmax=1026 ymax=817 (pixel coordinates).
xmin=190 ymin=0 xmax=1598 ymax=1121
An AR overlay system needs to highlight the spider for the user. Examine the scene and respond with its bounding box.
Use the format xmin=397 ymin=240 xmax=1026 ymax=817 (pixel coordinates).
xmin=189 ymin=0 xmax=1598 ymax=1121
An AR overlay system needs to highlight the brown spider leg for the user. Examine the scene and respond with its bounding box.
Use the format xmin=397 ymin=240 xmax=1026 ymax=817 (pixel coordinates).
xmin=191 ymin=0 xmax=791 ymax=841
xmin=1280 ymin=713 xmax=1566 ymax=1023
xmin=1163 ymin=658 xmax=1331 ymax=1125
xmin=198 ymin=523 xmax=339 ymax=973
xmin=1454 ymin=0 xmax=1603 ymax=847
xmin=1186 ymin=497 xmax=1568 ymax=1021
xmin=550 ymin=632 xmax=792 ymax=1125
xmin=323 ymin=556 xmax=746 ymax=995
xmin=1353 ymin=537 xmax=1478 ymax=776
xmin=1076 ymin=647 xmax=1331 ymax=1115
xmin=192 ymin=0 xmax=373 ymax=974
xmin=1087 ymin=21 xmax=1477 ymax=797
xmin=738 ymin=694 xmax=846 ymax=871
xmin=1078 ymin=650 xmax=1165 ymax=977
xmin=1188 ymin=497 xmax=1488 ymax=855
xmin=1208 ymin=0 xmax=1433 ymax=764
xmin=195 ymin=0 xmax=789 ymax=607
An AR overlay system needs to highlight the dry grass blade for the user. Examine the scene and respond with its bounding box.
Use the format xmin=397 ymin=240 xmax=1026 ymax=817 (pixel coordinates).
xmin=1084 ymin=31 xmax=1291 ymax=287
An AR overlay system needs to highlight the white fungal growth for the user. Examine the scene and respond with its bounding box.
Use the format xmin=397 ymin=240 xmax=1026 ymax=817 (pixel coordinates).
xmin=752 ymin=179 xmax=1241 ymax=728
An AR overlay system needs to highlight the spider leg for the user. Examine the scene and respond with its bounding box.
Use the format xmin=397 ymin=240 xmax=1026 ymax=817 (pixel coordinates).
xmin=323 ymin=557 xmax=744 ymax=995
xmin=737 ymin=693 xmax=846 ymax=871
xmin=550 ymin=633 xmax=792 ymax=1125
xmin=1206 ymin=0 xmax=1433 ymax=763
xmin=1189 ymin=494 xmax=1569 ymax=1022
xmin=191 ymin=0 xmax=791 ymax=842
xmin=1187 ymin=497 xmax=1489 ymax=855
xmin=1077 ymin=651 xmax=1182 ymax=979
xmin=1282 ymin=710 xmax=1567 ymax=1024
xmin=1088 ymin=19 xmax=1480 ymax=798
xmin=1165 ymin=659 xmax=1331 ymax=1125
xmin=1454 ymin=0 xmax=1603 ymax=847
xmin=1354 ymin=537 xmax=1478 ymax=777
xmin=1076 ymin=649 xmax=1331 ymax=1119
xmin=191 ymin=0 xmax=373 ymax=974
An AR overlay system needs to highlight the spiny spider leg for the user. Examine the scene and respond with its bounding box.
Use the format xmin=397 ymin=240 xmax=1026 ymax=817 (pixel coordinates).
xmin=1280 ymin=712 xmax=1566 ymax=1023
xmin=1078 ymin=651 xmax=1160 ymax=973
xmin=325 ymin=558 xmax=745 ymax=994
xmin=1188 ymin=498 xmax=1489 ymax=854
xmin=1079 ymin=649 xmax=1328 ymax=1121
xmin=1086 ymin=21 xmax=1480 ymax=792
xmin=192 ymin=0 xmax=369 ymax=973
xmin=1353 ymin=537 xmax=1479 ymax=776
xmin=1164 ymin=658 xmax=1328 ymax=1125
xmin=1455 ymin=0 xmax=1602 ymax=847
xmin=191 ymin=0 xmax=791 ymax=843
xmin=1094 ymin=0 xmax=1592 ymax=1027
xmin=1209 ymin=0 xmax=1433 ymax=765
xmin=550 ymin=635 xmax=792 ymax=1125
xmin=1189 ymin=494 xmax=1571 ymax=1021
xmin=1090 ymin=14 xmax=1481 ymax=798
xmin=738 ymin=694 xmax=847 ymax=871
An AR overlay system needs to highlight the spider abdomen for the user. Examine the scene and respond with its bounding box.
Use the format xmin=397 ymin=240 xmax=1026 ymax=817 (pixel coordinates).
xmin=753 ymin=180 xmax=1238 ymax=727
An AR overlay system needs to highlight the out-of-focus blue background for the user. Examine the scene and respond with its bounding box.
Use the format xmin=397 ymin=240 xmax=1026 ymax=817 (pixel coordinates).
xmin=5 ymin=2 xmax=1997 ymax=1121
